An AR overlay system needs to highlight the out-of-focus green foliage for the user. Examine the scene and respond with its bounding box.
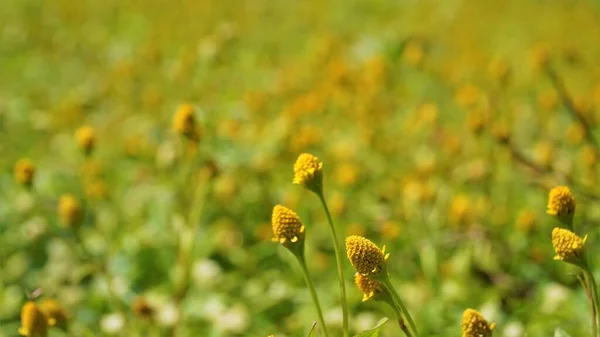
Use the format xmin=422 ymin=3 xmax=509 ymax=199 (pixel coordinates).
xmin=2 ymin=0 xmax=600 ymax=336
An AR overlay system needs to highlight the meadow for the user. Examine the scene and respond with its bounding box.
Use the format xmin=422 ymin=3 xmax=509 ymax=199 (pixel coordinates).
xmin=3 ymin=0 xmax=600 ymax=336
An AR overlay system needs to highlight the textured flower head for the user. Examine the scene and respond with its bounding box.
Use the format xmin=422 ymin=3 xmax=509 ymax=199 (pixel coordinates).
xmin=271 ymin=205 xmax=305 ymax=247
xmin=39 ymin=299 xmax=67 ymax=330
xmin=552 ymin=227 xmax=587 ymax=265
xmin=58 ymin=194 xmax=83 ymax=228
xmin=354 ymin=273 xmax=386 ymax=302
xmin=293 ymin=153 xmax=323 ymax=194
xmin=172 ymin=103 xmax=199 ymax=141
xmin=547 ymin=186 xmax=575 ymax=217
xmin=462 ymin=309 xmax=495 ymax=337
xmin=15 ymin=158 xmax=35 ymax=188
xmin=75 ymin=125 xmax=96 ymax=156
xmin=345 ymin=235 xmax=389 ymax=276
xmin=18 ymin=301 xmax=48 ymax=337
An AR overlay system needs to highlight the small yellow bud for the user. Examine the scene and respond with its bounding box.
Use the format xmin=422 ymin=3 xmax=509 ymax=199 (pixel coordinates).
xmin=15 ymin=158 xmax=35 ymax=188
xmin=132 ymin=297 xmax=155 ymax=320
xmin=271 ymin=205 xmax=305 ymax=247
xmin=293 ymin=153 xmax=323 ymax=194
xmin=546 ymin=186 xmax=575 ymax=217
xmin=39 ymin=299 xmax=67 ymax=330
xmin=461 ymin=308 xmax=495 ymax=337
xmin=354 ymin=273 xmax=385 ymax=302
xmin=345 ymin=235 xmax=389 ymax=276
xmin=75 ymin=125 xmax=96 ymax=156
xmin=552 ymin=227 xmax=587 ymax=265
xmin=172 ymin=103 xmax=200 ymax=141
xmin=18 ymin=301 xmax=48 ymax=337
xmin=58 ymin=194 xmax=83 ymax=228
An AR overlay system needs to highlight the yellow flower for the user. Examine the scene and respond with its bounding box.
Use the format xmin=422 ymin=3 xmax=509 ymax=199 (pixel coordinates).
xmin=39 ymin=298 xmax=67 ymax=330
xmin=271 ymin=205 xmax=305 ymax=246
xmin=552 ymin=227 xmax=587 ymax=264
xmin=546 ymin=186 xmax=575 ymax=217
xmin=75 ymin=125 xmax=96 ymax=156
xmin=293 ymin=153 xmax=323 ymax=194
xmin=354 ymin=273 xmax=385 ymax=302
xmin=18 ymin=301 xmax=48 ymax=337
xmin=461 ymin=308 xmax=495 ymax=337
xmin=172 ymin=103 xmax=199 ymax=141
xmin=15 ymin=158 xmax=35 ymax=188
xmin=490 ymin=122 xmax=510 ymax=144
xmin=58 ymin=194 xmax=83 ymax=228
xmin=345 ymin=235 xmax=389 ymax=276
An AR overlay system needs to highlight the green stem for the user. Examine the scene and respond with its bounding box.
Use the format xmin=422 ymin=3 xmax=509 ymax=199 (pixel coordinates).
xmin=297 ymin=255 xmax=330 ymax=337
xmin=384 ymin=295 xmax=412 ymax=337
xmin=317 ymin=192 xmax=349 ymax=337
xmin=585 ymin=267 xmax=600 ymax=337
xmin=381 ymin=274 xmax=420 ymax=337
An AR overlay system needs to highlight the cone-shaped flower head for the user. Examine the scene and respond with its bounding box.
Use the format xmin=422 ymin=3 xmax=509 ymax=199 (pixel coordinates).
xmin=271 ymin=205 xmax=305 ymax=251
xmin=354 ymin=272 xmax=386 ymax=302
xmin=552 ymin=227 xmax=587 ymax=266
xmin=39 ymin=299 xmax=67 ymax=330
xmin=18 ymin=301 xmax=48 ymax=337
xmin=58 ymin=194 xmax=83 ymax=228
xmin=75 ymin=125 xmax=96 ymax=156
xmin=293 ymin=153 xmax=323 ymax=194
xmin=547 ymin=186 xmax=575 ymax=217
xmin=15 ymin=158 xmax=35 ymax=188
xmin=345 ymin=235 xmax=389 ymax=276
xmin=461 ymin=308 xmax=495 ymax=337
xmin=172 ymin=103 xmax=199 ymax=141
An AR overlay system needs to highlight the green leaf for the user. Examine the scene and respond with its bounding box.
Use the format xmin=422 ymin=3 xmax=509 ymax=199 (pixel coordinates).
xmin=308 ymin=322 xmax=317 ymax=337
xmin=554 ymin=327 xmax=573 ymax=337
xmin=354 ymin=317 xmax=389 ymax=337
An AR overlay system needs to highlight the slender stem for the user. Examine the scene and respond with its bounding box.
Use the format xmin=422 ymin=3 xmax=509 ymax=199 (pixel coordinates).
xmin=317 ymin=192 xmax=349 ymax=337
xmin=577 ymin=272 xmax=596 ymax=337
xmin=381 ymin=275 xmax=420 ymax=337
xmin=297 ymin=255 xmax=330 ymax=337
xmin=585 ymin=267 xmax=600 ymax=337
xmin=385 ymin=296 xmax=412 ymax=337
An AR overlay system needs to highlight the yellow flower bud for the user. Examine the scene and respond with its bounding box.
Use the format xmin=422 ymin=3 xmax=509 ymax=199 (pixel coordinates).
xmin=292 ymin=153 xmax=323 ymax=194
xmin=546 ymin=186 xmax=575 ymax=217
xmin=354 ymin=273 xmax=385 ymax=302
xmin=15 ymin=158 xmax=35 ymax=188
xmin=132 ymin=297 xmax=155 ymax=320
xmin=75 ymin=125 xmax=96 ymax=156
xmin=461 ymin=308 xmax=495 ymax=337
xmin=271 ymin=205 xmax=305 ymax=247
xmin=18 ymin=301 xmax=48 ymax=337
xmin=345 ymin=235 xmax=389 ymax=276
xmin=172 ymin=103 xmax=199 ymax=141
xmin=39 ymin=298 xmax=67 ymax=330
xmin=58 ymin=194 xmax=83 ymax=228
xmin=552 ymin=227 xmax=587 ymax=265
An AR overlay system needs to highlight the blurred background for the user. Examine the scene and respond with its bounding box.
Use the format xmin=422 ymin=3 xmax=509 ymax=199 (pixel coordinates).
xmin=2 ymin=0 xmax=600 ymax=336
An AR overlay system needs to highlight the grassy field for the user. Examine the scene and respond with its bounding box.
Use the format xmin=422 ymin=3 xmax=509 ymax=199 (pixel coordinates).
xmin=3 ymin=0 xmax=600 ymax=336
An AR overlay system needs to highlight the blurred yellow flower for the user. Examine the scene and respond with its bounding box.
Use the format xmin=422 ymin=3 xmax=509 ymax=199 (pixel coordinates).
xmin=345 ymin=235 xmax=389 ymax=276
xmin=402 ymin=40 xmax=425 ymax=67
xmin=461 ymin=308 xmax=495 ymax=337
xmin=566 ymin=122 xmax=585 ymax=144
xmin=455 ymin=84 xmax=481 ymax=109
xmin=132 ymin=297 xmax=155 ymax=320
xmin=515 ymin=209 xmax=537 ymax=233
xmin=172 ymin=103 xmax=199 ymax=141
xmin=293 ymin=153 xmax=323 ymax=194
xmin=58 ymin=194 xmax=83 ymax=228
xmin=18 ymin=301 xmax=48 ymax=337
xmin=490 ymin=122 xmax=510 ymax=144
xmin=533 ymin=141 xmax=554 ymax=168
xmin=537 ymin=90 xmax=558 ymax=111
xmin=546 ymin=186 xmax=575 ymax=217
xmin=552 ymin=227 xmax=587 ymax=264
xmin=75 ymin=125 xmax=96 ymax=156
xmin=449 ymin=194 xmax=471 ymax=225
xmin=15 ymin=158 xmax=35 ymax=188
xmin=39 ymin=298 xmax=67 ymax=330
xmin=354 ymin=273 xmax=385 ymax=302
xmin=271 ymin=205 xmax=305 ymax=246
